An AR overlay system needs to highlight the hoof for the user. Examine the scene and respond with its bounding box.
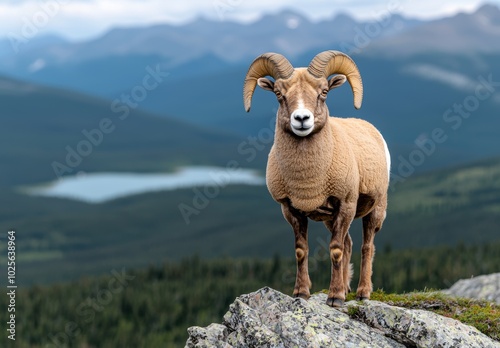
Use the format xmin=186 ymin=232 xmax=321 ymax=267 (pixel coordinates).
xmin=326 ymin=297 xmax=344 ymax=307
xmin=356 ymin=296 xmax=369 ymax=301
xmin=294 ymin=292 xmax=310 ymax=300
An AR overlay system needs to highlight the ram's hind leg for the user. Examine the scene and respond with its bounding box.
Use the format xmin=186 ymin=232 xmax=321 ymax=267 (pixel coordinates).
xmin=343 ymin=233 xmax=353 ymax=296
xmin=281 ymin=200 xmax=311 ymax=299
xmin=356 ymin=201 xmax=387 ymax=300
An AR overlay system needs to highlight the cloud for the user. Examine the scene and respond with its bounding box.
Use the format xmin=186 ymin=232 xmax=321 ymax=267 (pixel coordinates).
xmin=0 ymin=0 xmax=498 ymax=40
xmin=403 ymin=64 xmax=475 ymax=91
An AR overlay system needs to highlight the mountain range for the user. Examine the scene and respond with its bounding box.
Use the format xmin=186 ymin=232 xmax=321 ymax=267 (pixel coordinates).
xmin=0 ymin=10 xmax=420 ymax=76
xmin=1 ymin=4 xmax=499 ymax=81
xmin=369 ymin=4 xmax=500 ymax=56
xmin=1 ymin=5 xmax=499 ymax=173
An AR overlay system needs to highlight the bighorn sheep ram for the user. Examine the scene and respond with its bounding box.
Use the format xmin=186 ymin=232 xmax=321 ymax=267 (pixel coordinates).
xmin=243 ymin=51 xmax=390 ymax=307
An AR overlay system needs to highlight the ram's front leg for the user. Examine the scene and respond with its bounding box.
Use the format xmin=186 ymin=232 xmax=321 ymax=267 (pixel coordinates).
xmin=281 ymin=200 xmax=311 ymax=299
xmin=324 ymin=203 xmax=356 ymax=307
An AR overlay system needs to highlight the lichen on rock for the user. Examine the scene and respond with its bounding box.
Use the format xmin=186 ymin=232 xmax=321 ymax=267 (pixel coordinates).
xmin=345 ymin=299 xmax=498 ymax=348
xmin=185 ymin=287 xmax=500 ymax=348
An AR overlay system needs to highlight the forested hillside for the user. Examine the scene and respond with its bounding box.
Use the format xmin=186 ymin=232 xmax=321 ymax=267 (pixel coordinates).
xmin=1 ymin=242 xmax=499 ymax=347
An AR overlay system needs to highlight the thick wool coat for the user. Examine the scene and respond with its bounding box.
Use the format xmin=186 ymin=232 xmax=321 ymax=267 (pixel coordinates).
xmin=266 ymin=117 xmax=389 ymax=216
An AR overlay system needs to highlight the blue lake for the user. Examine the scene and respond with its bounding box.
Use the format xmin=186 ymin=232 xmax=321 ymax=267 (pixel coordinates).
xmin=25 ymin=166 xmax=265 ymax=203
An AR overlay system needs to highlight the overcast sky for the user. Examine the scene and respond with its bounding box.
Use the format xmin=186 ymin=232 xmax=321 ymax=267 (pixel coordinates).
xmin=0 ymin=0 xmax=498 ymax=41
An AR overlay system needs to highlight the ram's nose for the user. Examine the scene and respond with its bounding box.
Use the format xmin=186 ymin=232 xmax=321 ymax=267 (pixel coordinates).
xmin=293 ymin=113 xmax=310 ymax=123
xmin=291 ymin=109 xmax=314 ymax=126
xmin=290 ymin=108 xmax=315 ymax=136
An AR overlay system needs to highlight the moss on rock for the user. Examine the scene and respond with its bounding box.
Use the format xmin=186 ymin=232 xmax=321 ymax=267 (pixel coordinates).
xmin=343 ymin=289 xmax=500 ymax=341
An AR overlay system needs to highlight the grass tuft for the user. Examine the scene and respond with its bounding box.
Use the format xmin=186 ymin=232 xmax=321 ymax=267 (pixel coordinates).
xmin=347 ymin=305 xmax=361 ymax=317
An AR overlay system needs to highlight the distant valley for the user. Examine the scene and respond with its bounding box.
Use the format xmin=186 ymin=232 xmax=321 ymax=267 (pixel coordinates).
xmin=0 ymin=76 xmax=261 ymax=187
xmin=1 ymin=157 xmax=499 ymax=285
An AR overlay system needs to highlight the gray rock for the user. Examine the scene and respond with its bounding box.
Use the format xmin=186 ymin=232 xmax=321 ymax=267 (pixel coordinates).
xmin=346 ymin=300 xmax=499 ymax=348
xmin=444 ymin=273 xmax=500 ymax=305
xmin=185 ymin=287 xmax=500 ymax=347
xmin=186 ymin=323 xmax=234 ymax=348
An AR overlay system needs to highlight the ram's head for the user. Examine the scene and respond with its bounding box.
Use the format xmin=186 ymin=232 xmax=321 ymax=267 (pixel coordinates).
xmin=243 ymin=51 xmax=363 ymax=137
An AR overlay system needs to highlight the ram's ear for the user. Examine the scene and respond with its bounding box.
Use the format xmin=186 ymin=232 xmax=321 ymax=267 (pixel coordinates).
xmin=257 ymin=77 xmax=275 ymax=91
xmin=328 ymin=74 xmax=347 ymax=91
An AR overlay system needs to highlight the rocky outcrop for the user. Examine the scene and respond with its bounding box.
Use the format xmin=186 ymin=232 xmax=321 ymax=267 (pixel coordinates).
xmin=185 ymin=287 xmax=499 ymax=348
xmin=444 ymin=273 xmax=500 ymax=305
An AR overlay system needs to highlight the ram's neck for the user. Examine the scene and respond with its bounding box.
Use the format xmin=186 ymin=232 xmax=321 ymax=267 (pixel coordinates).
xmin=273 ymin=123 xmax=335 ymax=211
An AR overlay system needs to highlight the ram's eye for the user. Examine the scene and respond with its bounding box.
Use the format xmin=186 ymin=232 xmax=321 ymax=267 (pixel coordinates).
xmin=275 ymin=90 xmax=282 ymax=98
xmin=321 ymin=89 xmax=328 ymax=97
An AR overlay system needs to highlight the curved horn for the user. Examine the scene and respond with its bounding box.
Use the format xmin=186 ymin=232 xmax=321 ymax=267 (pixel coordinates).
xmin=243 ymin=53 xmax=294 ymax=112
xmin=307 ymin=50 xmax=363 ymax=109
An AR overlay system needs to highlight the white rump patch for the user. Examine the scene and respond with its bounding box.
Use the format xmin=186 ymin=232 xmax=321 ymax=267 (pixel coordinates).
xmin=381 ymin=136 xmax=391 ymax=178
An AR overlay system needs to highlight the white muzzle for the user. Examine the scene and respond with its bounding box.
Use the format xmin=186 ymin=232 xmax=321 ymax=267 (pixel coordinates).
xmin=290 ymin=108 xmax=314 ymax=137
